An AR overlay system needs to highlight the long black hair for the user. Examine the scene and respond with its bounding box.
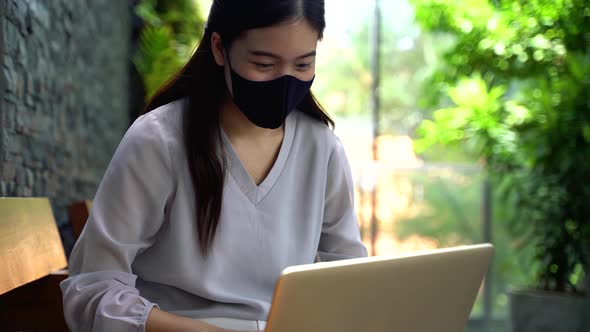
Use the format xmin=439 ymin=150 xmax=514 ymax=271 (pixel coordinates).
xmin=144 ymin=0 xmax=333 ymax=255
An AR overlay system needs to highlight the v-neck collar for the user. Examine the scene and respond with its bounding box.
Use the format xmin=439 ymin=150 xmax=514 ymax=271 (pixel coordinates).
xmin=220 ymin=111 xmax=297 ymax=206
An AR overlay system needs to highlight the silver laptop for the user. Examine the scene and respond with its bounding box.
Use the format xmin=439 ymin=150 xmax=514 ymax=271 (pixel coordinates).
xmin=265 ymin=243 xmax=494 ymax=332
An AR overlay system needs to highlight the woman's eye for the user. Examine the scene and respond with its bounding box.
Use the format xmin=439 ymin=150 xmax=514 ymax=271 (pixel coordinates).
xmin=296 ymin=63 xmax=313 ymax=71
xmin=253 ymin=62 xmax=274 ymax=69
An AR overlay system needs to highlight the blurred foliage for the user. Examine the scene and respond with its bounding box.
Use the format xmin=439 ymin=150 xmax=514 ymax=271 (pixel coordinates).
xmin=134 ymin=0 xmax=204 ymax=101
xmin=314 ymin=5 xmax=454 ymax=136
xmin=394 ymin=167 xmax=540 ymax=315
xmin=411 ymin=0 xmax=590 ymax=294
xmin=394 ymin=170 xmax=482 ymax=245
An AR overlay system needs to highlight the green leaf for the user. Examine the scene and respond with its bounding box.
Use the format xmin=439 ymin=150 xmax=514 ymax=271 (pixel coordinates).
xmin=582 ymin=123 xmax=590 ymax=143
xmin=448 ymin=75 xmax=489 ymax=109
xmin=505 ymin=101 xmax=532 ymax=126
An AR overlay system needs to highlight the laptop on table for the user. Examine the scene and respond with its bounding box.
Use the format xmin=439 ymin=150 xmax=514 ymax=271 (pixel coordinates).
xmin=264 ymin=243 xmax=494 ymax=332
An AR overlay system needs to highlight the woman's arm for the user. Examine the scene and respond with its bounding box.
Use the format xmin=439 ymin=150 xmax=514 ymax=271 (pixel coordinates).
xmin=61 ymin=112 xmax=177 ymax=331
xmin=317 ymin=138 xmax=368 ymax=261
xmin=146 ymin=307 xmax=225 ymax=332
xmin=146 ymin=308 xmax=263 ymax=332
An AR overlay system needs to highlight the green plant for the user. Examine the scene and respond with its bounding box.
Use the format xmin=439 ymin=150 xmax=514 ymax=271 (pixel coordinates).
xmin=411 ymin=0 xmax=590 ymax=295
xmin=134 ymin=0 xmax=204 ymax=101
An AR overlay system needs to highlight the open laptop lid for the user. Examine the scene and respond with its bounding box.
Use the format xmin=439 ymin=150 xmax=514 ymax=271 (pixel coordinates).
xmin=265 ymin=243 xmax=494 ymax=332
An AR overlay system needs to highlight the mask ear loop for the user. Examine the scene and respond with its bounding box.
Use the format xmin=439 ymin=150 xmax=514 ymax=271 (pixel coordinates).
xmin=221 ymin=39 xmax=233 ymax=71
xmin=221 ymin=39 xmax=237 ymax=99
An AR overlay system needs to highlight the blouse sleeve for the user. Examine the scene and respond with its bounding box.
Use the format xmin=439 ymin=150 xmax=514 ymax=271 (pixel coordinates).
xmin=60 ymin=112 xmax=175 ymax=332
xmin=317 ymin=138 xmax=368 ymax=261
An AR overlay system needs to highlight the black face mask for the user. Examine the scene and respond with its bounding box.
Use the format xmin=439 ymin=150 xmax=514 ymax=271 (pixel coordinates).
xmin=226 ymin=53 xmax=315 ymax=129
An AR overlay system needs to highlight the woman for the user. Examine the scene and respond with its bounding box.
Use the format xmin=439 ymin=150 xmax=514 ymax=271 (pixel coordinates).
xmin=60 ymin=0 xmax=367 ymax=331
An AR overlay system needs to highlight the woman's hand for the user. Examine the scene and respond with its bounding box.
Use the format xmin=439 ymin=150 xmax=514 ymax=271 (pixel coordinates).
xmin=147 ymin=307 xmax=265 ymax=332
xmin=146 ymin=307 xmax=232 ymax=332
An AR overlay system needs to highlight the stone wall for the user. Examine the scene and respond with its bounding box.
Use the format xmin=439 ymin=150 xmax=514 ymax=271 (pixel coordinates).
xmin=0 ymin=0 xmax=130 ymax=255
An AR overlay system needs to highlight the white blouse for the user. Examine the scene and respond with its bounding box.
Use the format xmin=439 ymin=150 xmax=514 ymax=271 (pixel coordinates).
xmin=60 ymin=99 xmax=367 ymax=331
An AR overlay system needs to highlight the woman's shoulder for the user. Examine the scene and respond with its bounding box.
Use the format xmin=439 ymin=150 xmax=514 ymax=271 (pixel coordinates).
xmin=141 ymin=98 xmax=185 ymax=134
xmin=130 ymin=98 xmax=185 ymax=140
xmin=122 ymin=98 xmax=186 ymax=160
xmin=294 ymin=110 xmax=342 ymax=153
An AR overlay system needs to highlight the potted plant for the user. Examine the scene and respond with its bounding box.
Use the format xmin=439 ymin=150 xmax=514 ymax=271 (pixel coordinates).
xmin=410 ymin=0 xmax=590 ymax=330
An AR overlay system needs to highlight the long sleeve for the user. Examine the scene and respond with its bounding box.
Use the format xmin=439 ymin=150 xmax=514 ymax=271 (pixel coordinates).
xmin=60 ymin=112 xmax=175 ymax=332
xmin=317 ymin=138 xmax=368 ymax=261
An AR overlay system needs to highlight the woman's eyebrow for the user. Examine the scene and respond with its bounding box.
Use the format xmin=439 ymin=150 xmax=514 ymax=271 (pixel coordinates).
xmin=248 ymin=50 xmax=317 ymax=60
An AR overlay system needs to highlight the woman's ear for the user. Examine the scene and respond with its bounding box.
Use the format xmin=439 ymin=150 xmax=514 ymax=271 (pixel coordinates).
xmin=211 ymin=32 xmax=226 ymax=66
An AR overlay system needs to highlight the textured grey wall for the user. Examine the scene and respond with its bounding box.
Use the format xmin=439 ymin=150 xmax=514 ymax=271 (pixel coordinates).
xmin=0 ymin=0 xmax=130 ymax=254
xmin=0 ymin=2 xmax=5 ymax=119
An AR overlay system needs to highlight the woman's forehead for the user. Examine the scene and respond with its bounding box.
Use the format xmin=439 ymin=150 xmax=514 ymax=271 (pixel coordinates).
xmin=234 ymin=19 xmax=319 ymax=56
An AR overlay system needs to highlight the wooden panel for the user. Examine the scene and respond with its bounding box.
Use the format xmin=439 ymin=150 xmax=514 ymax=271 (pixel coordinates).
xmin=0 ymin=198 xmax=67 ymax=295
xmin=0 ymin=273 xmax=69 ymax=332
xmin=68 ymin=200 xmax=92 ymax=241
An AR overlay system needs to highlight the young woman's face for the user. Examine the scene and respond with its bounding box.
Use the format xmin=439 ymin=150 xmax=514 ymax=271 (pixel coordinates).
xmin=213 ymin=18 xmax=319 ymax=85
